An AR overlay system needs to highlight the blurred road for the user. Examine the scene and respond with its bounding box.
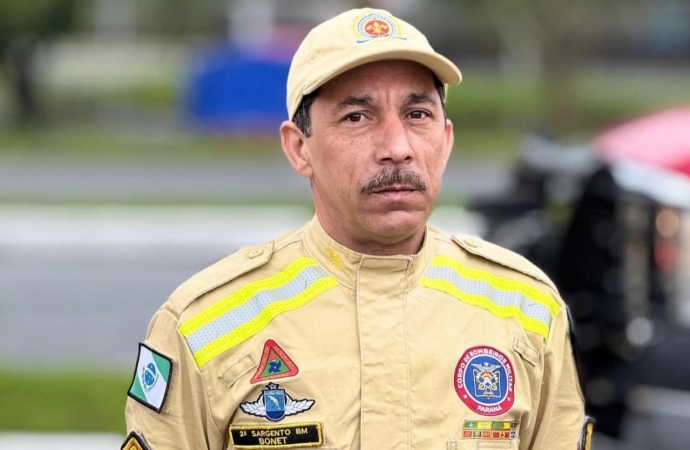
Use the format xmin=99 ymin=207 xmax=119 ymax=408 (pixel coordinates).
xmin=0 ymin=157 xmax=498 ymax=367
xmin=0 ymin=156 xmax=510 ymax=203
xmin=0 ymin=205 xmax=313 ymax=367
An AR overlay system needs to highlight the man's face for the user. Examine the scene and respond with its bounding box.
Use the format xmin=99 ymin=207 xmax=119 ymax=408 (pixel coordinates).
xmin=283 ymin=60 xmax=454 ymax=253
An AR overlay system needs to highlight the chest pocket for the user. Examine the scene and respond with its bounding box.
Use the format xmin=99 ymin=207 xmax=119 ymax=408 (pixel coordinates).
xmin=448 ymin=438 xmax=520 ymax=449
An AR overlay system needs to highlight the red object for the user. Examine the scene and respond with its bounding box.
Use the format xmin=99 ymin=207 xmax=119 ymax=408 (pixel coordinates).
xmin=655 ymin=240 xmax=678 ymax=272
xmin=454 ymin=346 xmax=515 ymax=416
xmin=250 ymin=339 xmax=299 ymax=384
xmin=364 ymin=19 xmax=391 ymax=37
xmin=594 ymin=108 xmax=690 ymax=177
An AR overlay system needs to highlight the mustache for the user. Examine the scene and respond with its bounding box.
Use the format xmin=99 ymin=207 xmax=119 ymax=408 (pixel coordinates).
xmin=359 ymin=168 xmax=427 ymax=193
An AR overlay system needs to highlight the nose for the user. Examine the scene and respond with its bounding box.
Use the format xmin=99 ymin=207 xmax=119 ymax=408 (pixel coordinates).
xmin=376 ymin=115 xmax=413 ymax=164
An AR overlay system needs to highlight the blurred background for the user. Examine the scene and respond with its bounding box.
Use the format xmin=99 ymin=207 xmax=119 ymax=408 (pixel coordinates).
xmin=0 ymin=0 xmax=689 ymax=448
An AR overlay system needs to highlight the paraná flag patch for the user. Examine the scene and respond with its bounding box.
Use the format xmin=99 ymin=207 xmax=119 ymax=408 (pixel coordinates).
xmin=128 ymin=343 xmax=172 ymax=413
xmin=251 ymin=340 xmax=299 ymax=384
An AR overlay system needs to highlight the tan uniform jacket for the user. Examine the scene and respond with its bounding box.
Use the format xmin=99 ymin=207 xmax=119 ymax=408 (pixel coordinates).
xmin=125 ymin=217 xmax=585 ymax=449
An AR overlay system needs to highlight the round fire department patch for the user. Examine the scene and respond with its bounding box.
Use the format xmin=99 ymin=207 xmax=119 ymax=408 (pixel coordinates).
xmin=360 ymin=15 xmax=393 ymax=39
xmin=455 ymin=346 xmax=515 ymax=416
xmin=354 ymin=12 xmax=405 ymax=44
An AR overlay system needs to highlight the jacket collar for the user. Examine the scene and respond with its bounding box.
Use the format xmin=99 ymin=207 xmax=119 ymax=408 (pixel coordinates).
xmin=303 ymin=216 xmax=435 ymax=290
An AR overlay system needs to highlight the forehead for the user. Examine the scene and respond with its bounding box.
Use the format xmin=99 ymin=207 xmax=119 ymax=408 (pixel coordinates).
xmin=316 ymin=60 xmax=438 ymax=100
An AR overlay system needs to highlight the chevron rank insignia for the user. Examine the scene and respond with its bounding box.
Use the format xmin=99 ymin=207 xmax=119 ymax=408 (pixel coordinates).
xmin=121 ymin=431 xmax=150 ymax=450
xmin=240 ymin=383 xmax=315 ymax=422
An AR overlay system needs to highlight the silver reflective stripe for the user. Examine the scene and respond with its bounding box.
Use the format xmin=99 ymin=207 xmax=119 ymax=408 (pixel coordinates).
xmin=425 ymin=266 xmax=553 ymax=328
xmin=186 ymin=265 xmax=329 ymax=354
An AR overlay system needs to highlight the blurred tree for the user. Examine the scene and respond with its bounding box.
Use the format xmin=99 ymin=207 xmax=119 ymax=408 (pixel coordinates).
xmin=0 ymin=0 xmax=80 ymax=126
xmin=453 ymin=0 xmax=645 ymax=135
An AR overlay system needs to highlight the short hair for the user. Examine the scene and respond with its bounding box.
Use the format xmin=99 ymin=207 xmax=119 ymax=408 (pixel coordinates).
xmin=292 ymin=73 xmax=447 ymax=138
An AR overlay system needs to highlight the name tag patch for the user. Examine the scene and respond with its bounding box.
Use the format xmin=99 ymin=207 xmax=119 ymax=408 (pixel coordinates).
xmin=229 ymin=423 xmax=323 ymax=449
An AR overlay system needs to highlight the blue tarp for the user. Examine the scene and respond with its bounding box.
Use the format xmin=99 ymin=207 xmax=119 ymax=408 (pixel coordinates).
xmin=185 ymin=43 xmax=291 ymax=134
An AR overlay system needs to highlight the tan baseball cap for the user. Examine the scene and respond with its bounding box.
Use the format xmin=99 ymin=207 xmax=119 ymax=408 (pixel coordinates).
xmin=286 ymin=8 xmax=462 ymax=119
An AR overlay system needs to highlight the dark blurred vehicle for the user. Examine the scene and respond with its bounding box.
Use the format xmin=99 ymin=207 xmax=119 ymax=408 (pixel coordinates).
xmin=469 ymin=108 xmax=690 ymax=440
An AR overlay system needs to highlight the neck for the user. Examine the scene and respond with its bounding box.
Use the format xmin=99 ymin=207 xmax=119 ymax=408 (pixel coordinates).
xmin=349 ymin=229 xmax=425 ymax=256
xmin=316 ymin=212 xmax=426 ymax=256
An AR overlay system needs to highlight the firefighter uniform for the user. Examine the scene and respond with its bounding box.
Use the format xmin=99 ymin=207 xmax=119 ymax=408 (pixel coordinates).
xmin=124 ymin=217 xmax=585 ymax=450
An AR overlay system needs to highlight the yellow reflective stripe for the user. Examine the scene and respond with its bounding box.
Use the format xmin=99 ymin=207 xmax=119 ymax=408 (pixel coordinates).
xmin=192 ymin=276 xmax=338 ymax=367
xmin=421 ymin=255 xmax=560 ymax=341
xmin=430 ymin=255 xmax=560 ymax=317
xmin=180 ymin=257 xmax=339 ymax=367
xmin=420 ymin=277 xmax=550 ymax=339
xmin=180 ymin=257 xmax=319 ymax=337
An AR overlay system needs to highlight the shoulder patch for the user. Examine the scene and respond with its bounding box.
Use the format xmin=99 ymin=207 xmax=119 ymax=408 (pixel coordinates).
xmin=127 ymin=343 xmax=173 ymax=413
xmin=121 ymin=432 xmax=150 ymax=450
xmin=452 ymin=235 xmax=558 ymax=294
xmin=166 ymin=241 xmax=275 ymax=316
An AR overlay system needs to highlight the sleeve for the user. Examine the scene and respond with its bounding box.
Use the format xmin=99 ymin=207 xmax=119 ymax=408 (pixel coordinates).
xmin=125 ymin=307 xmax=226 ymax=449
xmin=525 ymin=305 xmax=586 ymax=449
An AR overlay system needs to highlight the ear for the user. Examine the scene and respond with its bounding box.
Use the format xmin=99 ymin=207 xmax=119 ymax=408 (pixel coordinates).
xmin=280 ymin=121 xmax=313 ymax=179
xmin=442 ymin=118 xmax=454 ymax=165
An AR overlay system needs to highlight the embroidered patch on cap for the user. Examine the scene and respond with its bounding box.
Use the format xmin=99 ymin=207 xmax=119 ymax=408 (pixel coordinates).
xmin=353 ymin=12 xmax=407 ymax=44
xmin=121 ymin=431 xmax=150 ymax=450
xmin=229 ymin=422 xmax=323 ymax=449
xmin=251 ymin=340 xmax=299 ymax=384
xmin=127 ymin=343 xmax=172 ymax=413
xmin=240 ymin=383 xmax=315 ymax=422
xmin=455 ymin=346 xmax=515 ymax=416
xmin=462 ymin=420 xmax=518 ymax=440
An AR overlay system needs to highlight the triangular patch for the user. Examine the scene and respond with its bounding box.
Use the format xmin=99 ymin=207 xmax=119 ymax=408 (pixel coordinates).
xmin=250 ymin=339 xmax=299 ymax=383
xmin=121 ymin=431 xmax=150 ymax=450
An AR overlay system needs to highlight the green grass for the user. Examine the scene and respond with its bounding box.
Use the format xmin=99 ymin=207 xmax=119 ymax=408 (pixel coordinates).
xmin=447 ymin=73 xmax=541 ymax=128
xmin=451 ymin=127 xmax=523 ymax=161
xmin=446 ymin=68 xmax=690 ymax=133
xmin=0 ymin=368 xmax=129 ymax=433
xmin=0 ymin=124 xmax=520 ymax=163
xmin=0 ymin=126 xmax=283 ymax=162
xmin=1 ymin=66 xmax=688 ymax=168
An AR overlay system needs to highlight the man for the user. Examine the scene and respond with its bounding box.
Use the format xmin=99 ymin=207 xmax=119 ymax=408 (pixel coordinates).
xmin=124 ymin=8 xmax=590 ymax=450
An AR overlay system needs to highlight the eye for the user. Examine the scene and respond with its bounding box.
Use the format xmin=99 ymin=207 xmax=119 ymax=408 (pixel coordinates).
xmin=409 ymin=110 xmax=430 ymax=120
xmin=344 ymin=113 xmax=364 ymax=123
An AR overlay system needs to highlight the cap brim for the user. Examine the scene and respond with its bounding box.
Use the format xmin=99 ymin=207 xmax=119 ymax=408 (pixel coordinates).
xmin=302 ymin=48 xmax=462 ymax=97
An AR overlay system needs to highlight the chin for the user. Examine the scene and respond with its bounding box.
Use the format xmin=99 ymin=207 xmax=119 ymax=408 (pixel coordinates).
xmin=368 ymin=210 xmax=427 ymax=240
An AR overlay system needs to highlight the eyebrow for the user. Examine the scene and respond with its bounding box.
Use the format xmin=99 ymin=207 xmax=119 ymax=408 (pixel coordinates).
xmin=406 ymin=92 xmax=438 ymax=106
xmin=331 ymin=91 xmax=438 ymax=114
xmin=332 ymin=95 xmax=374 ymax=113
